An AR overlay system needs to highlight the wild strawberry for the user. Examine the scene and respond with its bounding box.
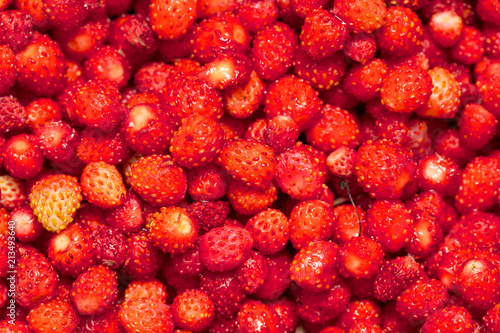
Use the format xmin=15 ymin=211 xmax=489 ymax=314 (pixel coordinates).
xmin=376 ymin=6 xmax=423 ymax=59
xmin=0 ymin=10 xmax=33 ymax=53
xmin=71 ymin=265 xmax=118 ymax=316
xmin=124 ymin=279 xmax=168 ymax=303
xmin=15 ymin=251 xmax=59 ymax=309
xmin=450 ymin=26 xmax=485 ymax=65
xmin=343 ymin=59 xmax=387 ymax=102
xmin=237 ymin=300 xmax=283 ymax=333
xmin=118 ymin=298 xmax=174 ymax=333
xmin=251 ymin=22 xmax=297 ymax=81
xmin=477 ymin=62 xmax=500 ymax=118
xmin=450 ymin=211 xmax=500 ymax=253
xmin=380 ymin=301 xmax=416 ymax=333
xmin=343 ymin=33 xmax=377 ymax=65
xmin=47 ymin=222 xmax=95 ymax=278
xmin=289 ymin=199 xmax=334 ymax=249
xmin=0 ymin=320 xmax=32 ymax=333
xmin=27 ymin=298 xmax=80 ymax=333
xmin=189 ymin=12 xmax=250 ymax=63
xmin=406 ymin=209 xmax=444 ymax=259
xmin=484 ymin=303 xmax=500 ymax=333
xmin=333 ymin=0 xmax=386 ymax=33
xmin=78 ymin=303 xmax=125 ymax=333
xmin=35 ymin=120 xmax=80 ymax=163
xmin=484 ymin=24 xmax=500 ymax=59
xmin=417 ymin=67 xmax=461 ymax=118
xmin=84 ymin=46 xmax=132 ymax=88
xmin=456 ymin=258 xmax=500 ymax=310
xmin=187 ymin=164 xmax=228 ymax=199
xmin=3 ymin=134 xmax=44 ymax=180
xmin=417 ymin=153 xmax=461 ymax=197
xmin=336 ymin=300 xmax=382 ymax=331
xmin=339 ymin=236 xmax=384 ymax=279
xmin=245 ymin=208 xmax=289 ymax=255
xmin=227 ymin=180 xmax=279 ymax=215
xmin=104 ymin=190 xmax=144 ymax=235
xmin=295 ymin=278 xmax=351 ymax=323
xmin=200 ymin=52 xmax=252 ymax=90
xmin=332 ymin=204 xmax=365 ymax=244
xmin=327 ymin=147 xmax=357 ymax=178
xmin=421 ymin=305 xmax=474 ymax=333
xmin=200 ymin=269 xmax=248 ymax=318
xmin=396 ymin=278 xmax=449 ymax=322
xmin=0 ymin=45 xmax=16 ymax=95
xmin=42 ymin=0 xmax=89 ymax=31
xmin=429 ymin=10 xmax=463 ymax=47
xmin=133 ymin=62 xmax=173 ymax=94
xmin=80 ymin=161 xmax=126 ymax=209
xmin=170 ymin=114 xmax=225 ymax=169
xmin=260 ymin=115 xmax=298 ymax=154
xmin=92 ymin=225 xmax=127 ymax=270
xmin=290 ymin=240 xmax=339 ymax=292
xmin=16 ymin=34 xmax=67 ymax=97
xmin=224 ymin=70 xmax=266 ymax=119
xmin=199 ymin=225 xmax=253 ymax=272
xmin=10 ymin=205 xmax=43 ymax=243
xmin=129 ymin=154 xmax=187 ymax=207
xmin=29 ymin=174 xmax=82 ymax=232
xmin=0 ymin=95 xmax=27 ymax=135
xmin=236 ymin=0 xmax=279 ymax=34
xmin=455 ymin=156 xmax=500 ymax=214
xmin=123 ymin=230 xmax=164 ymax=280
xmin=171 ymin=289 xmax=215 ymax=331
xmin=149 ymin=0 xmax=196 ymax=39
xmin=185 ymin=200 xmax=229 ymax=234
xmin=434 ymin=128 xmax=475 ymax=168
xmin=235 ymin=250 xmax=268 ymax=294
xmin=458 ymin=103 xmax=498 ymax=150
xmin=0 ymin=175 xmax=26 ymax=210
xmin=306 ymin=105 xmax=360 ymax=153
xmin=355 ymin=139 xmax=417 ymax=200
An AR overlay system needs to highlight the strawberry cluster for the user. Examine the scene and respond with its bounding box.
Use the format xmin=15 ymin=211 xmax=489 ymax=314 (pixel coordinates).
xmin=0 ymin=0 xmax=500 ymax=332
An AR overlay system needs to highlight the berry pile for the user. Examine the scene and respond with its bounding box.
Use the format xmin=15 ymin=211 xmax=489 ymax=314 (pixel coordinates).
xmin=0 ymin=0 xmax=500 ymax=331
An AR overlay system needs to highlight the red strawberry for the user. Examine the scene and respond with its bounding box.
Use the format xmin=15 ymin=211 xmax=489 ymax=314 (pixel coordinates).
xmin=339 ymin=236 xmax=384 ymax=279
xmin=336 ymin=300 xmax=382 ymax=331
xmin=305 ymin=105 xmax=360 ymax=153
xmin=344 ymin=33 xmax=377 ymax=65
xmin=42 ymin=0 xmax=89 ymax=31
xmin=0 ymin=95 xmax=28 ymax=135
xmin=458 ymin=103 xmax=498 ymax=150
xmin=0 ymin=45 xmax=16 ymax=95
xmin=27 ymin=298 xmax=80 ymax=333
xmin=406 ymin=209 xmax=444 ymax=259
xmin=185 ymin=200 xmax=229 ymax=233
xmin=417 ymin=153 xmax=461 ymax=196
xmin=124 ymin=279 xmax=168 ymax=303
xmin=224 ymin=70 xmax=266 ymax=119
xmin=78 ymin=303 xmax=125 ymax=333
xmin=77 ymin=128 xmax=130 ymax=165
xmin=15 ymin=251 xmax=59 ymax=309
xmin=80 ymin=162 xmax=126 ymax=209
xmin=118 ymin=298 xmax=174 ymax=333
xmin=3 ymin=134 xmax=44 ymax=180
xmin=0 ymin=320 xmax=32 ymax=333
xmin=264 ymin=74 xmax=323 ymax=131
xmin=484 ymin=24 xmax=500 ymax=59
xmin=47 ymin=222 xmax=95 ymax=278
xmin=36 ymin=120 xmax=80 ymax=163
xmin=448 ymin=211 xmax=500 ymax=253
xmin=251 ymin=22 xmax=297 ymax=81
xmin=428 ymin=10 xmax=463 ymax=47
xmin=267 ymin=298 xmax=299 ymax=333
xmin=170 ymin=114 xmax=225 ymax=169
xmin=262 ymin=115 xmax=299 ymax=154
xmin=236 ymin=0 xmax=279 ymax=34
xmin=327 ymin=146 xmax=357 ymax=177
xmin=237 ymin=300 xmax=283 ymax=333
xmin=71 ymin=265 xmax=118 ymax=316
xmin=343 ymin=59 xmax=387 ymax=102
xmin=434 ymin=128 xmax=476 ymax=167
xmin=199 ymin=52 xmax=252 ymax=90
xmin=199 ymin=225 xmax=253 ymax=272
xmin=333 ymin=0 xmax=387 ymax=33
xmin=105 ymin=190 xmax=144 ymax=235
xmin=150 ymin=0 xmax=196 ymax=40
xmin=355 ymin=139 xmax=417 ymax=200
xmin=450 ymin=26 xmax=485 ymax=65
xmin=289 ymin=199 xmax=334 ymax=249
xmin=171 ymin=289 xmax=215 ymax=331
xmin=227 ymin=180 xmax=279 ymax=215
xmin=133 ymin=62 xmax=173 ymax=93
xmin=29 ymin=174 xmax=83 ymax=232
xmin=129 ymin=154 xmax=187 ymax=207
xmin=421 ymin=305 xmax=474 ymax=333
xmin=290 ymin=240 xmax=339 ymax=292
xmin=376 ymin=6 xmax=424 ymax=59
xmin=244 ymin=118 xmax=268 ymax=143
xmin=456 ymin=258 xmax=500 ymax=310
xmin=477 ymin=62 xmax=500 ymax=118
xmin=332 ymin=204 xmax=366 ymax=245
xmin=236 ymin=251 xmax=269 ymax=293
xmin=380 ymin=64 xmax=432 ymax=113
xmin=0 ymin=175 xmax=27 ymax=210
xmin=0 ymin=10 xmax=33 ymax=53
xmin=148 ymin=206 xmax=198 ymax=254
xmin=123 ymin=230 xmax=164 ymax=280
xmin=245 ymin=208 xmax=289 ymax=255
xmin=16 ymin=34 xmax=67 ymax=97
xmin=299 ymin=9 xmax=348 ymax=60
xmin=93 ymin=225 xmax=128 ymax=269
xmin=14 ymin=0 xmax=50 ymax=30
xmin=9 ymin=205 xmax=43 ymax=243
xmin=83 ymin=45 xmax=132 ymax=88
xmin=396 ymin=278 xmax=449 ymax=322
xmin=484 ymin=303 xmax=500 ymax=333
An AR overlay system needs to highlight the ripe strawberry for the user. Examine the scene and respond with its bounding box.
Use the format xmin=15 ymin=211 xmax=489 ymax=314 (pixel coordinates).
xmin=417 ymin=67 xmax=461 ymax=118
xmin=42 ymin=0 xmax=89 ymax=31
xmin=237 ymin=300 xmax=283 ymax=333
xmin=10 ymin=205 xmax=44 ymax=243
xmin=332 ymin=204 xmax=366 ymax=245
xmin=380 ymin=64 xmax=432 ymax=113
xmin=15 ymin=251 xmax=59 ymax=309
xmin=289 ymin=199 xmax=334 ymax=249
xmin=429 ymin=10 xmax=463 ymax=47
xmin=434 ymin=128 xmax=476 ymax=167
xmin=35 ymin=120 xmax=80 ymax=163
xmin=333 ymin=0 xmax=386 ymax=33
xmin=290 ymin=240 xmax=339 ymax=292
xmin=185 ymin=200 xmax=229 ymax=233
xmin=170 ymin=114 xmax=225 ymax=169
xmin=327 ymin=147 xmax=357 ymax=177
xmin=93 ymin=225 xmax=128 ymax=269
xmin=27 ymin=298 xmax=80 ymax=333
xmin=80 ymin=162 xmax=126 ymax=209
xmin=200 ymin=269 xmax=248 ymax=318
xmin=380 ymin=301 xmax=416 ymax=333
xmin=262 ymin=115 xmax=299 ymax=154
xmin=477 ymin=62 xmax=500 ymax=118
xmin=77 ymin=127 xmax=130 ymax=165
xmin=336 ymin=300 xmax=382 ymax=331
xmin=199 ymin=225 xmax=253 ymax=272
xmin=118 ymin=298 xmax=174 ymax=333
xmin=0 ymin=45 xmax=16 ymax=95
xmin=376 ymin=6 xmax=424 ymax=59
xmin=227 ymin=180 xmax=279 ymax=215
xmin=450 ymin=26 xmax=485 ymax=65
xmin=150 ymin=0 xmax=196 ymax=40
xmin=224 ymin=70 xmax=266 ymax=119
xmin=171 ymin=289 xmax=215 ymax=331
xmin=200 ymin=52 xmax=252 ymax=90
xmin=78 ymin=302 xmax=125 ymax=333
xmin=245 ymin=208 xmax=289 ymax=255
xmin=133 ymin=62 xmax=173 ymax=94
xmin=47 ymin=222 xmax=95 ymax=278
xmin=129 ymin=154 xmax=187 ymax=207
xmin=0 ymin=10 xmax=33 ymax=53
xmin=421 ymin=305 xmax=474 ymax=333
xmin=156 ymin=30 xmax=192 ymax=61
xmin=251 ymin=22 xmax=297 ymax=81
xmin=305 ymin=105 xmax=360 ymax=153
xmin=84 ymin=45 xmax=132 ymax=88
xmin=355 ymin=139 xmax=417 ymax=200
xmin=0 ymin=95 xmax=27 ymax=135
xmin=0 ymin=175 xmax=26 ymax=210
xmin=484 ymin=24 xmax=500 ymax=59
xmin=484 ymin=303 xmax=500 ymax=333
xmin=449 ymin=210 xmax=500 ymax=253
xmin=417 ymin=153 xmax=461 ymax=196
xmin=338 ymin=236 xmax=384 ymax=279
xmin=458 ymin=103 xmax=498 ymax=150
xmin=124 ymin=279 xmax=168 ymax=303
xmin=456 ymin=258 xmax=500 ymax=310
xmin=189 ymin=12 xmax=250 ymax=63
xmin=104 ymin=190 xmax=144 ymax=235
xmin=343 ymin=59 xmax=387 ymax=102
xmin=236 ymin=0 xmax=279 ymax=34
xmin=16 ymin=34 xmax=67 ymax=97
xmin=0 ymin=320 xmax=32 ymax=333
xmin=406 ymin=209 xmax=444 ymax=259
xmin=123 ymin=230 xmax=164 ymax=280
xmin=343 ymin=33 xmax=377 ymax=64
xmin=455 ymin=156 xmax=500 ymax=214
xmin=264 ymin=74 xmax=323 ymax=131
xmin=29 ymin=174 xmax=83 ymax=232
xmin=3 ymin=134 xmax=44 ymax=180
xmin=236 ymin=251 xmax=269 ymax=294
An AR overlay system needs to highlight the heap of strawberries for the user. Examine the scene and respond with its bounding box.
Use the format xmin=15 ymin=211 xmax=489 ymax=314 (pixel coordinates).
xmin=1 ymin=0 xmax=500 ymax=331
